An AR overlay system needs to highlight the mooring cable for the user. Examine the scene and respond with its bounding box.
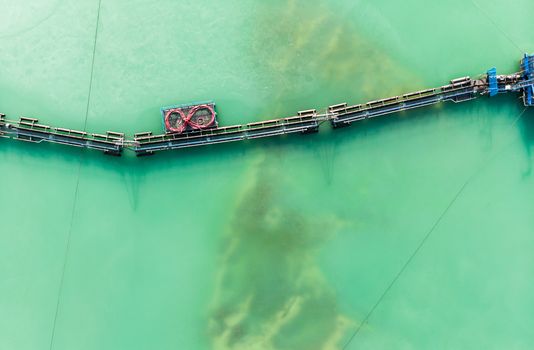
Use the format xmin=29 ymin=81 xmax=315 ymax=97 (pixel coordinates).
xmin=48 ymin=0 xmax=103 ymax=349
xmin=470 ymin=0 xmax=525 ymax=55
xmin=342 ymin=106 xmax=528 ymax=349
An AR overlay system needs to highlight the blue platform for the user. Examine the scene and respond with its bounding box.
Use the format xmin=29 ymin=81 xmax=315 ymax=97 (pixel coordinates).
xmin=487 ymin=67 xmax=498 ymax=97
xmin=521 ymin=54 xmax=534 ymax=106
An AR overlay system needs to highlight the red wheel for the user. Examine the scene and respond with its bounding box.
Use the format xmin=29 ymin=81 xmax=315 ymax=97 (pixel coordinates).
xmin=187 ymin=104 xmax=215 ymax=129
xmin=164 ymin=108 xmax=187 ymax=133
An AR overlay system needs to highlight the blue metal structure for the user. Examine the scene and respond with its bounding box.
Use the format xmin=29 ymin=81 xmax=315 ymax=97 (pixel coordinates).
xmin=520 ymin=54 xmax=534 ymax=106
xmin=487 ymin=68 xmax=499 ymax=97
xmin=485 ymin=54 xmax=534 ymax=106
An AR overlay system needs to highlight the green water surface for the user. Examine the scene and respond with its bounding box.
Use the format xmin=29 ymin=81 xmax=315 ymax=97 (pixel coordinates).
xmin=1 ymin=0 xmax=534 ymax=349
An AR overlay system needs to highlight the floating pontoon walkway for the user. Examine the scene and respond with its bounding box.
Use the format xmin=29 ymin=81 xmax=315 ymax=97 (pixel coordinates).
xmin=0 ymin=115 xmax=124 ymax=155
xmin=1 ymin=54 xmax=533 ymax=157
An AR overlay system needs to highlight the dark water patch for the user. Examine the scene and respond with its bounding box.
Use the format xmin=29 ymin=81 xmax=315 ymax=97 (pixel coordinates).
xmin=208 ymin=154 xmax=355 ymax=349
xmin=516 ymin=107 xmax=534 ymax=177
xmin=247 ymin=0 xmax=422 ymax=119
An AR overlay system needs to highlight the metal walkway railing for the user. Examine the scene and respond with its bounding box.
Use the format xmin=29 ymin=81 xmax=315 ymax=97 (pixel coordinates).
xmin=1 ymin=54 xmax=533 ymax=157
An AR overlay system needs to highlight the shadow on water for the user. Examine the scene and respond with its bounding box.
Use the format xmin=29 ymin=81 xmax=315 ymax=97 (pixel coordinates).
xmin=517 ymin=106 xmax=534 ymax=176
xmin=2 ymin=90 xmax=530 ymax=210
xmin=312 ymin=132 xmax=339 ymax=186
xmin=239 ymin=0 xmax=429 ymax=187
xmin=477 ymin=93 xmax=534 ymax=177
xmin=207 ymin=153 xmax=355 ymax=349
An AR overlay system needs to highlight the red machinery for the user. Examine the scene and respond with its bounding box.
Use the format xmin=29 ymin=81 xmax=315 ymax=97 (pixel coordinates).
xmin=162 ymin=102 xmax=217 ymax=134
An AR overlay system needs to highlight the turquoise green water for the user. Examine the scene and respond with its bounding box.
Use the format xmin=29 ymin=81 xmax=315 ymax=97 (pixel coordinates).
xmin=1 ymin=0 xmax=534 ymax=349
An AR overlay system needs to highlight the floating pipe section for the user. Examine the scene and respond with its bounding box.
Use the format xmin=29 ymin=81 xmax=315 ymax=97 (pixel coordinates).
xmin=0 ymin=115 xmax=124 ymax=155
xmin=1 ymin=54 xmax=533 ymax=157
